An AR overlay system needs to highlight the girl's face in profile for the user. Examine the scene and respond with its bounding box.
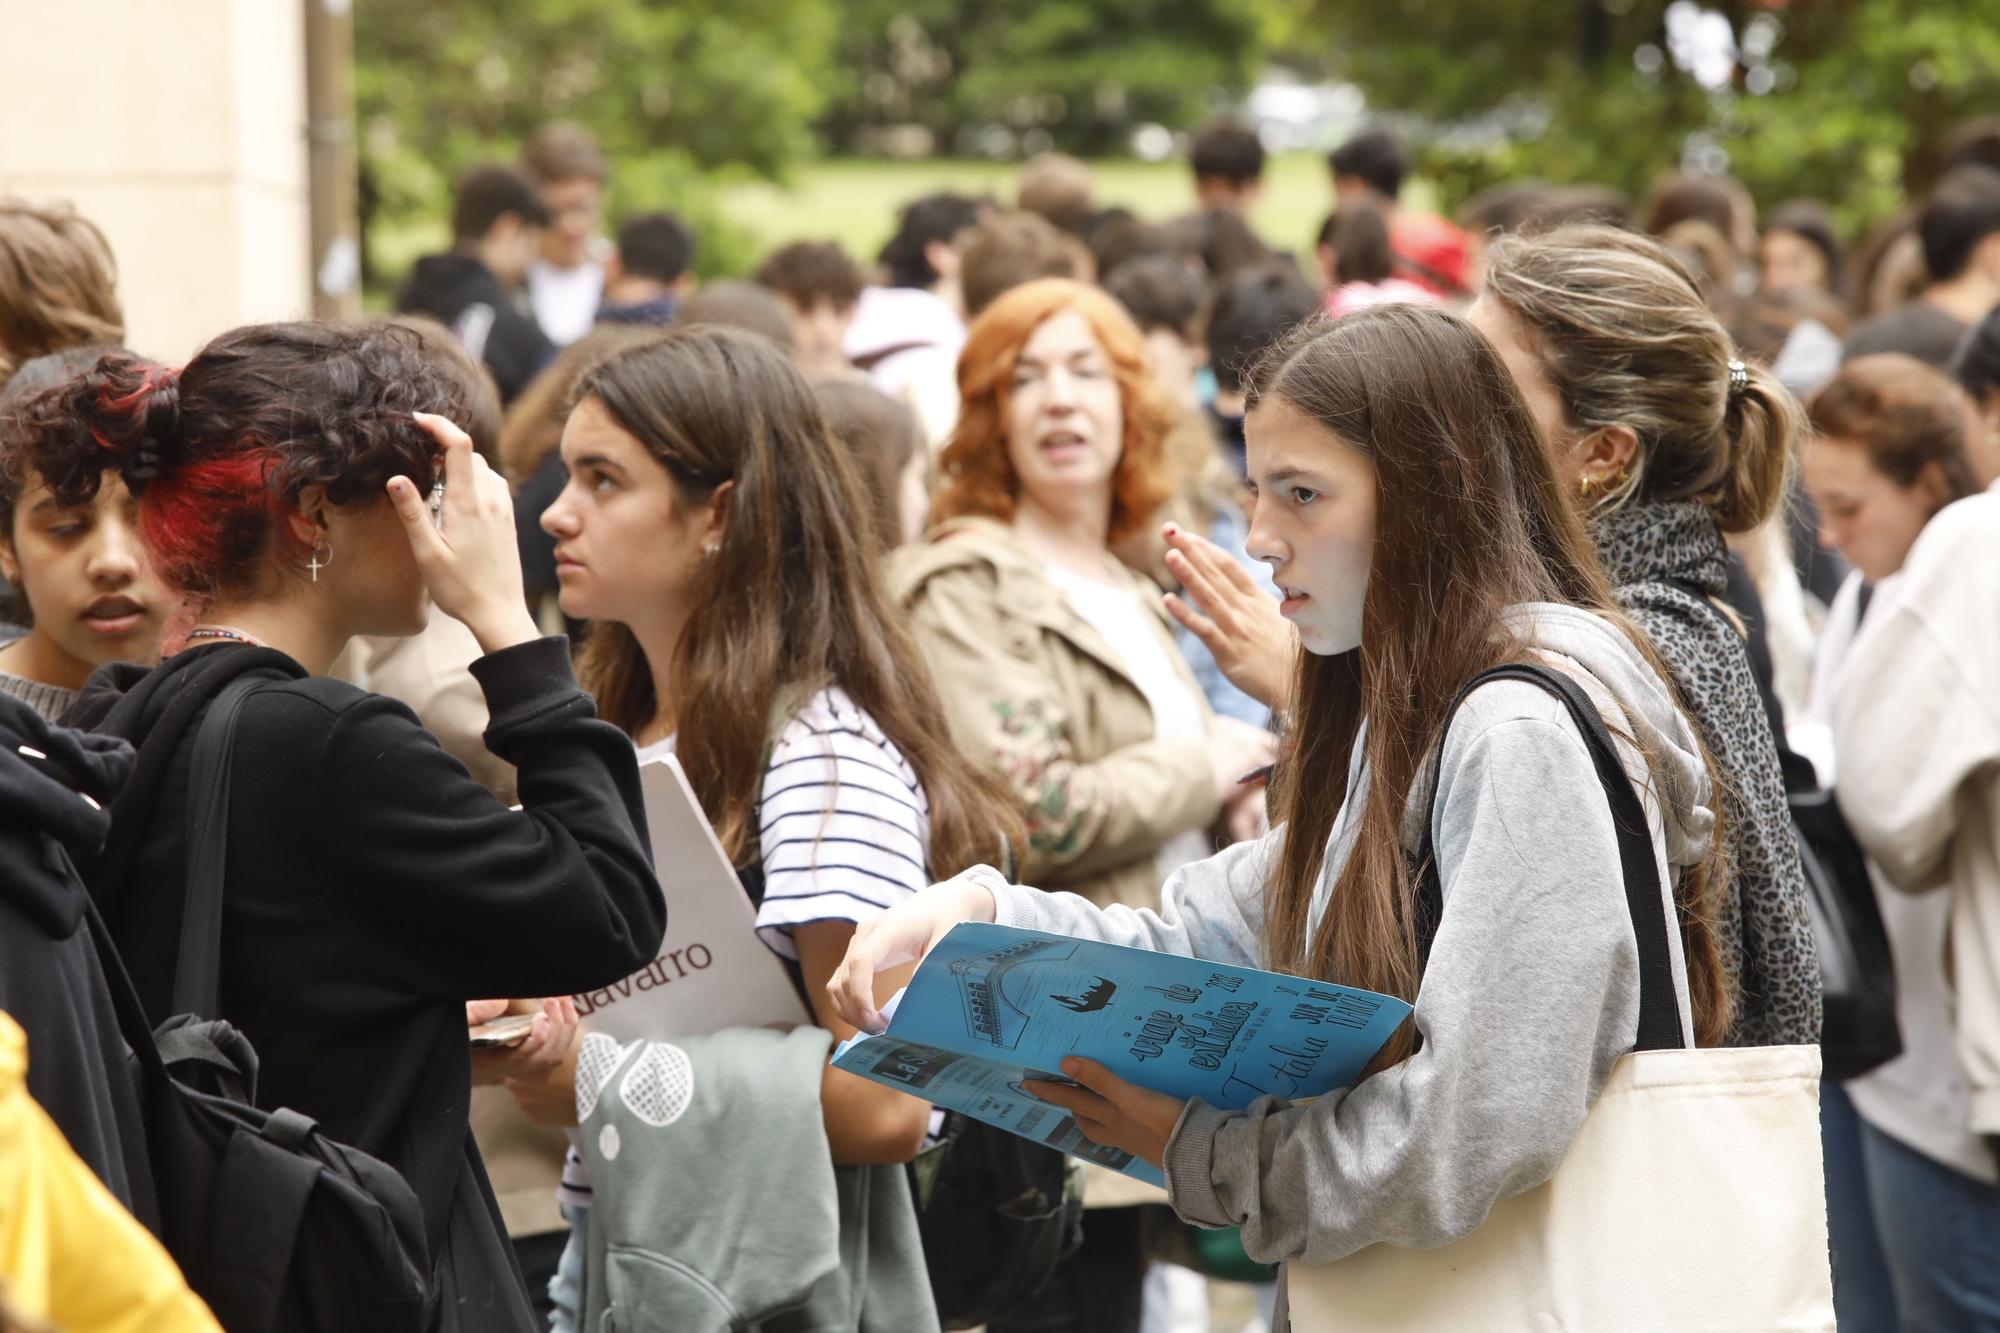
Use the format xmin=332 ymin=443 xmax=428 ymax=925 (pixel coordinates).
xmin=540 ymin=396 xmax=714 ymax=631
xmin=1243 ymin=394 xmax=1377 ymax=657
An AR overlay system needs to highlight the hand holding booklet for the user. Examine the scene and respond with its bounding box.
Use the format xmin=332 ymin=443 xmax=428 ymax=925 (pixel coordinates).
xmin=833 ymin=922 xmax=1411 ymax=1186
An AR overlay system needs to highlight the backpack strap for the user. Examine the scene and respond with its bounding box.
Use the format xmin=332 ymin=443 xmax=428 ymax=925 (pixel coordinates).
xmin=1412 ymin=662 xmax=1688 ymax=1053
xmin=78 ymin=874 xmax=175 ymax=1084
xmin=172 ymin=674 xmax=277 ymax=1020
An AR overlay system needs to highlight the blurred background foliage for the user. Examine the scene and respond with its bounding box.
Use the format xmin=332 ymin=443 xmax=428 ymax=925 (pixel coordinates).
xmin=354 ymin=0 xmax=2000 ymax=291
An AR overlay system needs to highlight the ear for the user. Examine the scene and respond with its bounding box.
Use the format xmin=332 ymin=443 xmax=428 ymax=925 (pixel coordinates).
xmin=1575 ymin=424 xmax=1640 ymax=490
xmin=924 ymin=239 xmax=960 ymax=282
xmin=287 ymin=485 xmax=329 ymax=550
xmin=0 ymin=528 xmax=20 ymax=586
xmin=602 ymin=254 xmax=625 ymax=287
xmin=700 ymin=479 xmax=736 ymax=552
xmin=1913 ymin=458 xmax=1955 ymax=511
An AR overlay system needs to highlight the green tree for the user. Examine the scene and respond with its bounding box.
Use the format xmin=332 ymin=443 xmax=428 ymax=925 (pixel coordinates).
xmin=818 ymin=0 xmax=1268 ymax=157
xmin=354 ymin=0 xmax=840 ymax=285
xmin=1277 ymin=0 xmax=2000 ymax=239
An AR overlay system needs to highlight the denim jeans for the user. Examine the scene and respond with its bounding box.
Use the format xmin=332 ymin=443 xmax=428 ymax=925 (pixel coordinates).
xmin=1825 ymin=1082 xmax=2000 ymax=1331
xmin=1823 ymin=1082 xmax=1899 ymax=1331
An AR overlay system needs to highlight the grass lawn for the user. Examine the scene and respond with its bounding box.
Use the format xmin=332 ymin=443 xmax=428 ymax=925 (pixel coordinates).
xmin=366 ymin=151 xmax=1346 ymax=301
xmin=716 ymin=150 xmax=1339 ymax=270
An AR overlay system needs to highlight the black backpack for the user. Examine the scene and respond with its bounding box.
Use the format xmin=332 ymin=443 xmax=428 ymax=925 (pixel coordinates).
xmin=906 ymin=1111 xmax=1083 ymax=1329
xmin=1668 ymin=574 xmax=1901 ymax=1076
xmin=84 ymin=673 xmax=434 ymax=1332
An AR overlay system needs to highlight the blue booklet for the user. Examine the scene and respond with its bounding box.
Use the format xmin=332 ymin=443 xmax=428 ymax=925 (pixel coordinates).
xmin=832 ymin=922 xmax=1412 ymax=1186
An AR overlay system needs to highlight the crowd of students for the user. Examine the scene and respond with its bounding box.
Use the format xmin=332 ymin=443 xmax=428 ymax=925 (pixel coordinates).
xmin=7 ymin=110 xmax=2000 ymax=1332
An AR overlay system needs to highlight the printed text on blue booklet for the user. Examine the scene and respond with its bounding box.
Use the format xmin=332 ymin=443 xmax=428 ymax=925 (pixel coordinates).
xmin=831 ymin=922 xmax=1412 ymax=1186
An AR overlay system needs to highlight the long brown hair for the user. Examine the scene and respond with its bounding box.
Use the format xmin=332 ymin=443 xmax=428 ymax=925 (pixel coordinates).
xmin=1256 ymin=304 xmax=1730 ymax=1059
xmin=572 ymin=326 xmax=1019 ymax=876
xmin=498 ymin=324 xmax=652 ymax=485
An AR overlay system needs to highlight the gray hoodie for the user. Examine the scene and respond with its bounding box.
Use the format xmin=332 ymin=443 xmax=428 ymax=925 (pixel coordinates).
xmin=978 ymin=604 xmax=1715 ymax=1289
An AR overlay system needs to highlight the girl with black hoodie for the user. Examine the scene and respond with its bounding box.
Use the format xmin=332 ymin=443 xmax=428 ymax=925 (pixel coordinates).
xmin=12 ymin=321 xmax=666 ymax=1332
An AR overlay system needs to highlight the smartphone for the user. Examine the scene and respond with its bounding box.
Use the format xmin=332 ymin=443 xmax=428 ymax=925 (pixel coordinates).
xmin=468 ymin=1014 xmax=537 ymax=1049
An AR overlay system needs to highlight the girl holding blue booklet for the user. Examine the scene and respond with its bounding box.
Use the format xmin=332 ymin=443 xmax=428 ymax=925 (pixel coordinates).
xmin=832 ymin=302 xmax=1739 ymax=1324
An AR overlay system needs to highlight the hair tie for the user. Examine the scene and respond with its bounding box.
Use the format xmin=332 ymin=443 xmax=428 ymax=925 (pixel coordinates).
xmin=120 ymin=436 xmax=164 ymax=494
xmin=1726 ymin=357 xmax=1749 ymax=400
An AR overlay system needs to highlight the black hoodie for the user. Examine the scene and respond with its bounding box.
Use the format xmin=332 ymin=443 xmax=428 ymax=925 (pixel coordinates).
xmin=397 ymin=252 xmax=557 ymax=404
xmin=67 ymin=636 xmax=664 ymax=1331
xmin=0 ymin=690 xmax=155 ymax=1222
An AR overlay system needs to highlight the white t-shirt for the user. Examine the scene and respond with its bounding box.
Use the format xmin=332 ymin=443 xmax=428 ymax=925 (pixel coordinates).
xmin=527 ymin=258 xmax=606 ymax=347
xmin=1044 ymin=564 xmax=1211 ymax=876
xmin=627 ymin=692 xmax=932 ymax=957
xmin=1806 ymin=571 xmax=1996 ymax=1184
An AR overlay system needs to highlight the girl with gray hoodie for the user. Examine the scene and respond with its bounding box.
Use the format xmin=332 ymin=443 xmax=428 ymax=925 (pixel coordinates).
xmin=828 ymin=302 xmax=1731 ymax=1325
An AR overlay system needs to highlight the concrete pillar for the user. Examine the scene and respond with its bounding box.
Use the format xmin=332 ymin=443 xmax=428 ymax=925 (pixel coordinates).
xmin=0 ymin=0 xmax=314 ymax=364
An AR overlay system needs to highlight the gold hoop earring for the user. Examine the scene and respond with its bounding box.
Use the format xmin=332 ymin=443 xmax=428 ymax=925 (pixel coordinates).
xmin=1579 ymin=476 xmax=1595 ymax=499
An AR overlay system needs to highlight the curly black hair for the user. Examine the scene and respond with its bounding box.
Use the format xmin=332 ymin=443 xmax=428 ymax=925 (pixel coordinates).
xmin=9 ymin=320 xmax=469 ymax=596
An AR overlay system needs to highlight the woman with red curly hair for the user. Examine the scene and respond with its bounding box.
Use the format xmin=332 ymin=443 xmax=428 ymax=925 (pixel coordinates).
xmin=893 ymin=278 xmax=1275 ymax=1332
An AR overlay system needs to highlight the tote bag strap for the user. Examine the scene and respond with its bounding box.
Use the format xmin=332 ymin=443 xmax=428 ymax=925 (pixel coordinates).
xmin=1412 ymin=662 xmax=1688 ymax=1054
xmin=172 ymin=673 xmax=277 ymax=1021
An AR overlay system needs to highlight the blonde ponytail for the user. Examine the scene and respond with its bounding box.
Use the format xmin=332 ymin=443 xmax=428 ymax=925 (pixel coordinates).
xmin=1711 ymin=359 xmax=1799 ymax=532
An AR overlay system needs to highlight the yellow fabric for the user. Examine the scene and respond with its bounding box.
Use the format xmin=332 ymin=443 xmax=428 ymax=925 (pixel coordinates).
xmin=0 ymin=1012 xmax=218 ymax=1332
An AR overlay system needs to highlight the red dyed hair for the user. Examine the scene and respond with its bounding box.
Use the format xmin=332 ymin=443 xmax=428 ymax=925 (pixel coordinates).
xmin=9 ymin=322 xmax=468 ymax=597
xmin=931 ymin=278 xmax=1172 ymax=545
xmin=73 ymin=366 xmax=294 ymax=591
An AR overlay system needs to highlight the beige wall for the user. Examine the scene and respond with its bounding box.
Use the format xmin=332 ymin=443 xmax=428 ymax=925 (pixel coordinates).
xmin=0 ymin=0 xmax=312 ymax=364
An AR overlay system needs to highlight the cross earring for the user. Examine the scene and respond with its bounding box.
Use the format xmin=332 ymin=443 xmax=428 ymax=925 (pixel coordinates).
xmin=309 ymin=539 xmax=334 ymax=583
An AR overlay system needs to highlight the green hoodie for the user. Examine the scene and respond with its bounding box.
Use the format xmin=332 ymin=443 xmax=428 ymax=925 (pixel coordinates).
xmin=577 ymin=1025 xmax=938 ymax=1332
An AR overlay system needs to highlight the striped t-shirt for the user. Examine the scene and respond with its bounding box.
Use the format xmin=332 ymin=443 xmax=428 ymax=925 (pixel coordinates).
xmin=556 ymin=687 xmax=932 ymax=1209
xmin=752 ymin=687 xmax=932 ymax=958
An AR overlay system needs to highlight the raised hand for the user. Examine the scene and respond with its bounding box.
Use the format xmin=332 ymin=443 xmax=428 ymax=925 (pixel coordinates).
xmin=389 ymin=413 xmax=542 ymax=655
xmin=1161 ymin=521 xmax=1295 ymax=712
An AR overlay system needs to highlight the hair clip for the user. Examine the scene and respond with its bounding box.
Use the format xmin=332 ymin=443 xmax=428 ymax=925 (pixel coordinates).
xmin=127 ymin=436 xmax=164 ymax=482
xmin=1726 ymin=358 xmax=1749 ymax=399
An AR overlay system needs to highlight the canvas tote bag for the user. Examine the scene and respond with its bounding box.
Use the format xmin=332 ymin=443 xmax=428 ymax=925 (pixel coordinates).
xmin=1289 ymin=664 xmax=1833 ymax=1332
